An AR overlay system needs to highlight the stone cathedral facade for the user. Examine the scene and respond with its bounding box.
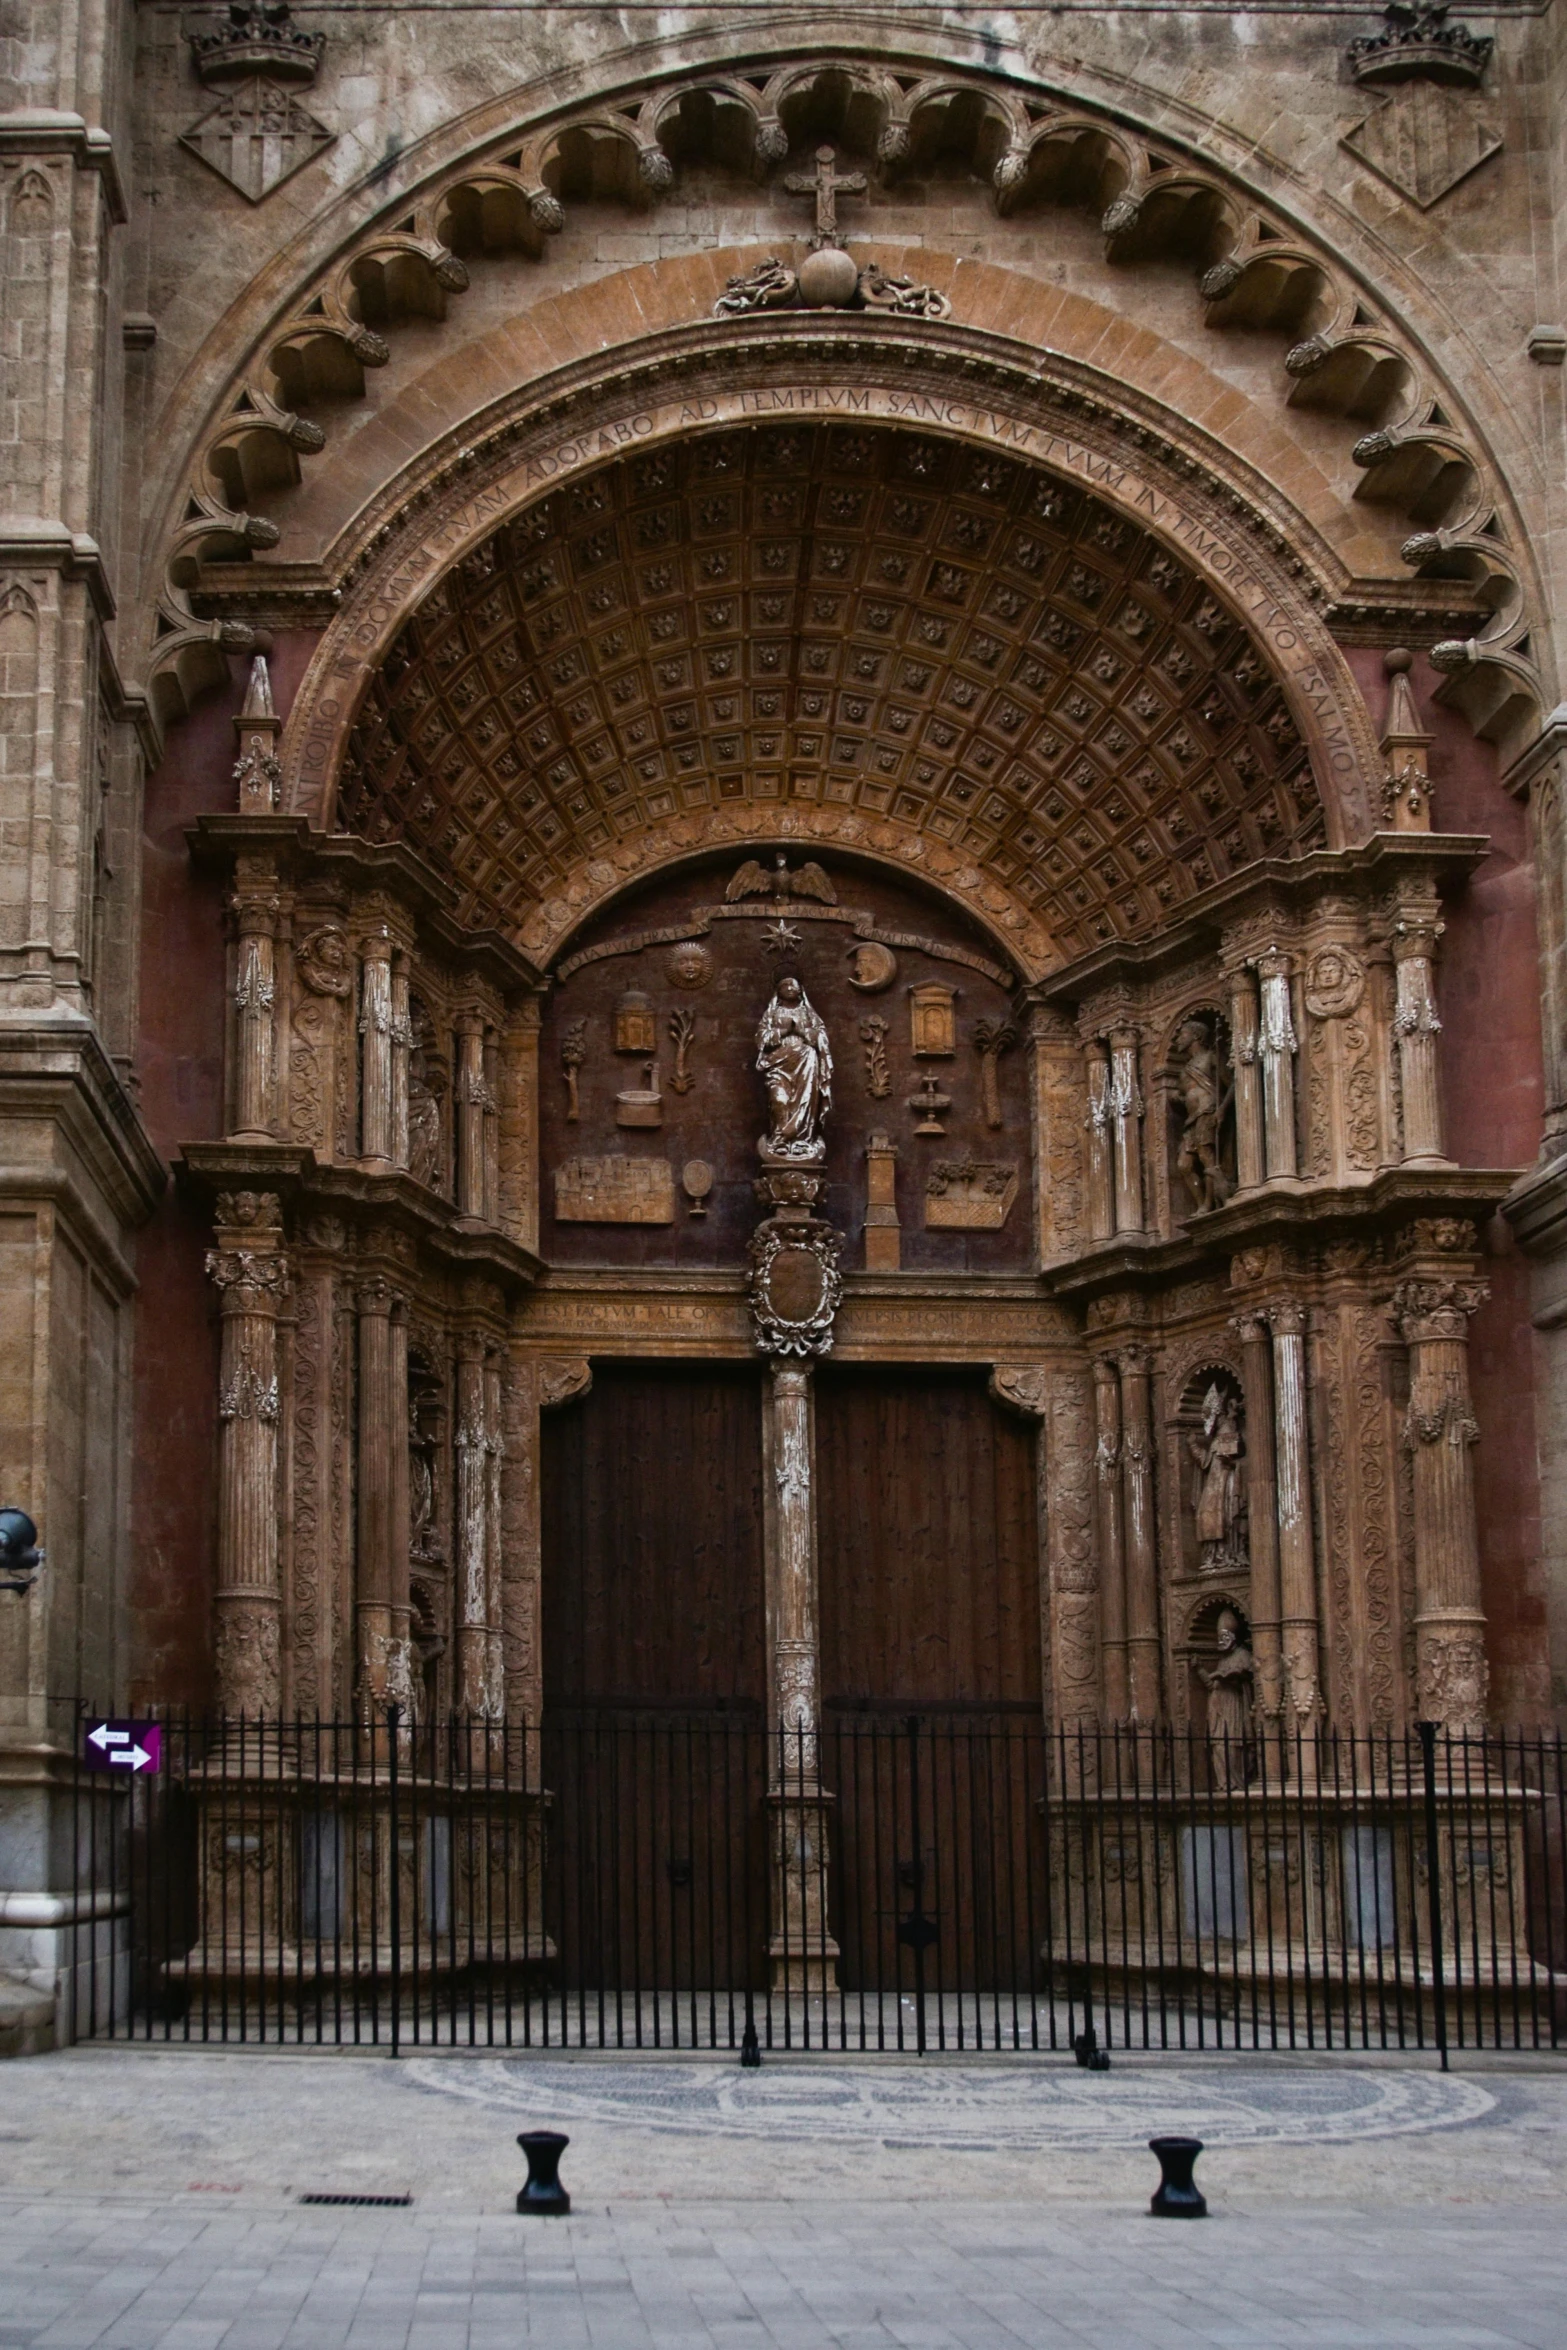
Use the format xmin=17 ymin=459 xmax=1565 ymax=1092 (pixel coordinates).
xmin=4 ymin=0 xmax=1567 ymax=2031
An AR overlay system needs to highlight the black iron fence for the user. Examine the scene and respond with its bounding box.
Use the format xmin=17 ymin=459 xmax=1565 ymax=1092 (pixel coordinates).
xmin=63 ymin=1707 xmax=1567 ymax=2056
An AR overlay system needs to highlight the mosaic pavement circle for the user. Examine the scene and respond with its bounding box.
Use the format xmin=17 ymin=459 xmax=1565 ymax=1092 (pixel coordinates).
xmin=403 ymin=2055 xmax=1494 ymax=2151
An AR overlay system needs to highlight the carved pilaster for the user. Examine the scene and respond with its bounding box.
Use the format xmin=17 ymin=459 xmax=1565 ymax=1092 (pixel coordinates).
xmin=1082 ymin=1037 xmax=1113 ymax=1242
xmin=389 ymin=950 xmax=411 ymax=1172
xmin=1223 ymin=959 xmax=1265 ymax=1194
xmin=206 ymin=1193 xmax=290 ymax=1710
xmin=1394 ymin=1228 xmax=1489 ymax=1730
xmin=455 ymin=1011 xmax=488 ymax=1220
xmin=1377 ymin=649 xmax=1434 ymax=834
xmin=229 ymin=858 xmax=281 ymax=1143
xmin=1045 ymin=1365 xmax=1101 ymax=1738
xmin=1119 ymin=1346 xmax=1160 ymax=1721
xmin=1231 ymin=1307 xmax=1282 ymax=1721
xmin=498 ymin=997 xmax=542 ymax=1253
xmin=1268 ymin=1300 xmax=1321 ymax=1722
xmin=1028 ymin=1007 xmax=1084 ymax=1266
xmin=358 ymin=926 xmax=395 ymax=1164
xmin=355 ymin=1270 xmax=410 ymax=1711
xmin=1092 ymin=1357 xmax=1126 ymax=1719
xmin=454 ymin=1332 xmax=491 ymax=1718
xmin=1256 ymin=949 xmax=1299 ymax=1180
xmin=232 ymin=655 xmax=282 ymax=814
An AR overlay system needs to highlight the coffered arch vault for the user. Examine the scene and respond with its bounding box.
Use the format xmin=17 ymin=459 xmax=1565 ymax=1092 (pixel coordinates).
xmin=335 ymin=417 xmax=1326 ymax=977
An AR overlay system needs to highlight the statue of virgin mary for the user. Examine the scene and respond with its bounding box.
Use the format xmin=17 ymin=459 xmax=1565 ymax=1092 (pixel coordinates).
xmin=756 ymin=977 xmax=833 ymax=1161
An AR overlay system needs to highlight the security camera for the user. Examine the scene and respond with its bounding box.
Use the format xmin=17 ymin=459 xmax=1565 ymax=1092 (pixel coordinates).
xmin=0 ymin=1509 xmax=42 ymax=1596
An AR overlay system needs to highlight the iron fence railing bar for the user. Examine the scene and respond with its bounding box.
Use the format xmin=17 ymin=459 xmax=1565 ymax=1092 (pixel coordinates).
xmin=62 ymin=1710 xmax=1567 ymax=2059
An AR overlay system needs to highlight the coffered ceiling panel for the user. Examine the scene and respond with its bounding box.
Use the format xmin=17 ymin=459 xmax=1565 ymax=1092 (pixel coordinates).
xmin=338 ymin=421 xmax=1323 ymax=965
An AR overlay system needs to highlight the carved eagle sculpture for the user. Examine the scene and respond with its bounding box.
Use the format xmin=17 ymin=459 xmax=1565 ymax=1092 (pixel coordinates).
xmin=725 ymin=851 xmax=837 ymax=906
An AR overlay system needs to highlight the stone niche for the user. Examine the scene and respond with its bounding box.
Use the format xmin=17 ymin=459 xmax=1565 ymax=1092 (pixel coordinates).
xmin=540 ymin=855 xmax=1030 ymax=1271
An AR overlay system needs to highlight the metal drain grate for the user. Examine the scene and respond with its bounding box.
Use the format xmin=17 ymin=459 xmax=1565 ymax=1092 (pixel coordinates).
xmin=298 ymin=2191 xmax=413 ymax=2207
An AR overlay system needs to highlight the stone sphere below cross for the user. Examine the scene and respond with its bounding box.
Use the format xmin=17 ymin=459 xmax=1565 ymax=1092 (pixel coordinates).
xmin=798 ymin=247 xmax=860 ymax=306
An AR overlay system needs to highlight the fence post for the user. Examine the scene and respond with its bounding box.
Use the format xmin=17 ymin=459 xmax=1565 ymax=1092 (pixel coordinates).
xmin=1417 ymin=1719 xmax=1448 ymax=2073
xmin=388 ymin=1702 xmax=402 ymax=2059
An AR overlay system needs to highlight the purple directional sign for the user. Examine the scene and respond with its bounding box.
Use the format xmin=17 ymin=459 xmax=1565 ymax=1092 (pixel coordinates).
xmin=83 ymin=1719 xmax=162 ymax=1775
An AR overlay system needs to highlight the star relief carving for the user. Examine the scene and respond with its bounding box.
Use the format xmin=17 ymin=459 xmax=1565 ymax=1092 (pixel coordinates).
xmin=180 ymin=76 xmax=334 ymax=203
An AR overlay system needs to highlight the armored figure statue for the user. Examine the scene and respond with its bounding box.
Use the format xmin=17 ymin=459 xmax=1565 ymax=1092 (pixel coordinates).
xmin=1174 ymin=1015 xmax=1234 ymax=1213
xmin=756 ymin=977 xmax=833 ymax=1161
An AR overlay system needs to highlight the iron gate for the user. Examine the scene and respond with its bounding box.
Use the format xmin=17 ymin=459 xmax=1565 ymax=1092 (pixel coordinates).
xmin=62 ymin=1707 xmax=1567 ymax=2055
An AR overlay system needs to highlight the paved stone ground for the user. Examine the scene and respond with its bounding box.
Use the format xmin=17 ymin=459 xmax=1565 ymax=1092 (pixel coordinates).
xmin=1 ymin=2046 xmax=1564 ymax=2346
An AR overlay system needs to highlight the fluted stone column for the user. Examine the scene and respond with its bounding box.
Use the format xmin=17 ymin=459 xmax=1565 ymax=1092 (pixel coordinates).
xmin=1082 ymin=1039 xmax=1114 ymax=1241
xmin=1257 ymin=951 xmax=1298 ymax=1180
xmin=1119 ymin=1347 xmax=1160 ymax=1721
xmin=206 ymin=1194 xmax=290 ymax=1711
xmin=1269 ymin=1302 xmax=1321 ymax=1723
xmin=1392 ymin=913 xmax=1446 ymax=1164
xmin=230 ymin=860 xmax=280 ymax=1144
xmin=359 ymin=928 xmax=395 ymax=1163
xmin=764 ymin=1360 xmax=835 ymax=1984
xmin=1108 ymin=1026 xmax=1145 ymax=1234
xmin=1233 ymin=1309 xmax=1283 ymax=1721
xmin=1226 ymin=967 xmax=1265 ymax=1192
xmin=1395 ymin=1271 xmax=1490 ymax=1730
xmin=1092 ymin=1357 xmax=1127 ymax=1718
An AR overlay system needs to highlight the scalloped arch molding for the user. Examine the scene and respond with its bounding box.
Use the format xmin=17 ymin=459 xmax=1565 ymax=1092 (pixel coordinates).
xmin=153 ymin=35 xmax=1540 ymax=764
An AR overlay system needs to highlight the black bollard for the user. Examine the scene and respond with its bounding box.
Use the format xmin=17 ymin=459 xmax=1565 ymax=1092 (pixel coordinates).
xmin=1072 ymin=2024 xmax=1111 ymax=2072
xmin=516 ymin=2130 xmax=571 ymax=2215
xmin=739 ymin=2014 xmax=762 ymax=2069
xmin=1148 ymin=2135 xmax=1206 ymax=2218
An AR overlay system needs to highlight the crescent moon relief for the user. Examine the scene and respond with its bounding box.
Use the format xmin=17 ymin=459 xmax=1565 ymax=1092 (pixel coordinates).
xmin=847 ymin=942 xmax=898 ymax=993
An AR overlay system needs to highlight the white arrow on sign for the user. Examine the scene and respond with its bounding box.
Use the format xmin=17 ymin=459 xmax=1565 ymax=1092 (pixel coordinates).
xmin=88 ymin=1723 xmax=129 ymax=1752
xmin=107 ymin=1743 xmax=152 ymax=1771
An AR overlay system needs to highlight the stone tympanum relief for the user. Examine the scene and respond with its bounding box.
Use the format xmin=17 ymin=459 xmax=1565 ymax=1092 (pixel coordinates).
xmin=538 ymin=857 xmax=1029 ymax=1272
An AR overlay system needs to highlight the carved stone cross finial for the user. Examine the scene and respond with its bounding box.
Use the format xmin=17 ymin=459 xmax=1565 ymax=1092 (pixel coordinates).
xmin=783 ymin=144 xmax=867 ymax=249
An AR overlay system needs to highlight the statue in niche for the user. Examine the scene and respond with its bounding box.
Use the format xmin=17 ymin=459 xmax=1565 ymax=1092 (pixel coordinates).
xmin=1172 ymin=1014 xmax=1235 ymax=1213
xmin=1200 ymin=1608 xmax=1255 ymax=1789
xmin=1188 ymin=1382 xmax=1246 ymax=1574
xmin=756 ymin=976 xmax=833 ymax=1160
xmin=408 ymin=1381 xmax=443 ymax=1564
xmin=407 ymin=1006 xmax=444 ymax=1191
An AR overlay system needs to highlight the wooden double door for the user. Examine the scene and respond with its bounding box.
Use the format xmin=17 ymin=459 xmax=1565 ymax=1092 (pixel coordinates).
xmin=541 ymin=1360 xmax=1043 ymax=1988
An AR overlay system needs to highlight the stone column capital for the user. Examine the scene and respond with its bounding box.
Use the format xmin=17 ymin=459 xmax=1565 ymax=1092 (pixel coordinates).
xmin=1392 ymin=1277 xmax=1488 ymax=1346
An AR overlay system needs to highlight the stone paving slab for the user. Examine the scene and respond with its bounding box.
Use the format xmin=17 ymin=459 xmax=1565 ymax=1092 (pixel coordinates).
xmin=0 ymin=2049 xmax=1563 ymax=2346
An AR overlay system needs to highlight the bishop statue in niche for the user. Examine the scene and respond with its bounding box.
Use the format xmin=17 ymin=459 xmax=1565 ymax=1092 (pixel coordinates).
xmin=757 ymin=977 xmax=833 ymax=1161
